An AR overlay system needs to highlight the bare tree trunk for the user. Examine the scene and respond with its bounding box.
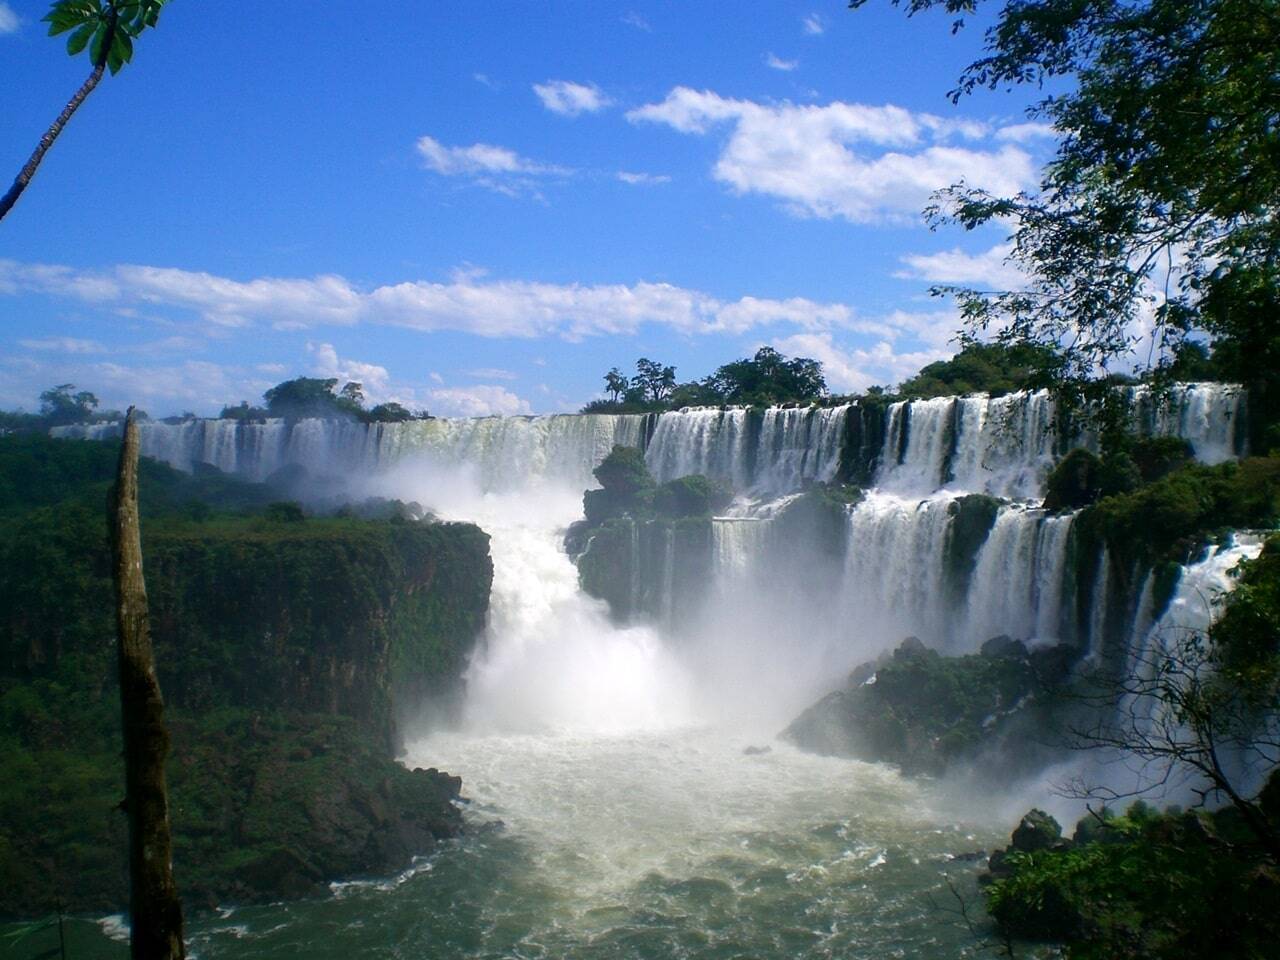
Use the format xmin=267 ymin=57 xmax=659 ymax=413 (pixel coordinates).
xmin=110 ymin=408 xmax=185 ymax=959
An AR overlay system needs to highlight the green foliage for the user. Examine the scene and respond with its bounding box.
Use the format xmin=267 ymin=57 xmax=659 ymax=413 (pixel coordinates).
xmin=985 ymin=796 xmax=1280 ymax=957
xmin=704 ymin=346 xmax=827 ymax=405
xmin=367 ymin=401 xmax=414 ymax=422
xmin=1075 ymin=455 xmax=1280 ymax=570
xmin=263 ymin=377 xmax=359 ymax=420
xmin=593 ymin=445 xmax=655 ymax=496
xmin=218 ymin=401 xmax=268 ymax=421
xmin=633 ymin=358 xmax=677 ymax=404
xmin=1209 ymin=535 xmax=1280 ymax=701
xmin=943 ymin=493 xmax=1000 ymax=600
xmin=0 ymin=434 xmax=492 ymax=916
xmin=652 ymin=474 xmax=732 ymax=519
xmin=44 ymin=0 xmax=169 ymax=75
xmin=1044 ymin=448 xmax=1106 ymax=511
xmin=584 ymin=346 xmax=827 ymax=412
xmin=264 ymin=501 xmax=305 ymax=522
xmin=898 ymin=343 xmax=1058 ymax=399
xmin=260 ymin=377 xmax=425 ymax=422
xmin=863 ymin=0 xmax=1280 ymax=441
xmin=37 ymin=383 xmax=100 ymax=425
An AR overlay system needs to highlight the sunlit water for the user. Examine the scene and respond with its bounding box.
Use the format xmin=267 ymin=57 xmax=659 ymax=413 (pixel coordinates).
xmin=42 ymin=729 xmax=1004 ymax=960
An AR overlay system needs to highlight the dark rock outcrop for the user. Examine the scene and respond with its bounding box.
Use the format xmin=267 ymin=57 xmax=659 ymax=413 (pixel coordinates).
xmin=784 ymin=636 xmax=1080 ymax=776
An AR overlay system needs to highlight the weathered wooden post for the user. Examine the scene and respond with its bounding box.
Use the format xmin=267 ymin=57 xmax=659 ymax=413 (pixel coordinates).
xmin=110 ymin=407 xmax=185 ymax=959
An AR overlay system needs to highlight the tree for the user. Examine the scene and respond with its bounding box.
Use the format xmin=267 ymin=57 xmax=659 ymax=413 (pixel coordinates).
xmin=110 ymin=408 xmax=186 ymax=958
xmin=367 ymin=401 xmax=414 ymax=422
xmin=705 ymin=346 xmax=827 ymax=404
xmin=634 ymin=358 xmax=677 ymax=404
xmin=1 ymin=1 xmax=171 ymax=223
xmin=858 ymin=0 xmax=1280 ymax=438
xmin=39 ymin=383 xmax=99 ymax=424
xmin=603 ymin=367 xmax=630 ymax=404
xmin=262 ymin=377 xmax=345 ymax=419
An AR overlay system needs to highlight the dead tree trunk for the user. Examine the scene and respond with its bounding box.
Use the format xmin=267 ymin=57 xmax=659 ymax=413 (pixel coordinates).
xmin=110 ymin=408 xmax=185 ymax=959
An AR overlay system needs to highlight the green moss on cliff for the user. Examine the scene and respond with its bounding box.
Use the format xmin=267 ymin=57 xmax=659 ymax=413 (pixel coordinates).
xmin=0 ymin=435 xmax=492 ymax=918
xmin=1074 ymin=455 xmax=1280 ymax=573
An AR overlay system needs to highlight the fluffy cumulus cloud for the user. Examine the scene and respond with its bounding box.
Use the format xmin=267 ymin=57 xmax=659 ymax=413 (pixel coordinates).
xmin=307 ymin=342 xmax=392 ymax=398
xmin=896 ymin=243 xmax=1025 ymax=289
xmin=0 ymin=3 xmax=19 ymax=34
xmin=772 ymin=330 xmax=954 ymax=393
xmin=627 ymin=88 xmax=1037 ymax=224
xmin=533 ymin=80 xmax=612 ymax=116
xmin=427 ymin=385 xmax=532 ymax=417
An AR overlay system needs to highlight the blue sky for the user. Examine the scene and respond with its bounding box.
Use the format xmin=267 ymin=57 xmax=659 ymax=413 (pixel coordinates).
xmin=0 ymin=1 xmax=1053 ymax=417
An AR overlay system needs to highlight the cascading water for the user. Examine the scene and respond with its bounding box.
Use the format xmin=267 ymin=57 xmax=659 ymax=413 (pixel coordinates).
xmin=48 ymin=381 xmax=1261 ymax=959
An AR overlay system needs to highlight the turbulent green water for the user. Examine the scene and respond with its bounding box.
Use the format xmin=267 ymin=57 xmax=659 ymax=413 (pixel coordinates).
xmin=17 ymin=729 xmax=1005 ymax=960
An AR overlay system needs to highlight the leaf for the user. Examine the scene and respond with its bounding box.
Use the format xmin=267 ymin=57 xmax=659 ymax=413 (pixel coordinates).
xmin=109 ymin=30 xmax=133 ymax=72
xmin=66 ymin=21 xmax=95 ymax=55
xmin=89 ymin=21 xmax=108 ymax=65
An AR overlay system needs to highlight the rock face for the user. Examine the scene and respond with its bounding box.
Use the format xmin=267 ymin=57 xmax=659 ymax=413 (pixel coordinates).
xmin=0 ymin=436 xmax=493 ymax=918
xmin=783 ymin=636 xmax=1081 ymax=776
xmin=1011 ymin=809 xmax=1063 ymax=852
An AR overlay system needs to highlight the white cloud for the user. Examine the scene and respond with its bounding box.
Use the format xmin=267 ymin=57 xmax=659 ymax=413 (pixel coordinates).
xmin=427 ymin=385 xmax=531 ymax=417
xmin=416 ymin=136 xmax=565 ymax=178
xmin=533 ymin=80 xmax=611 ymax=116
xmin=995 ymin=122 xmax=1058 ymax=144
xmin=0 ymin=354 xmax=269 ymax=416
xmin=896 ymin=243 xmax=1025 ymax=289
xmin=0 ymin=3 xmax=19 ymax=34
xmin=628 ymin=88 xmax=1036 ymax=224
xmin=473 ymin=72 xmax=499 ymax=90
xmin=18 ymin=336 xmax=107 ymax=353
xmin=464 ymin=367 xmax=518 ymax=380
xmin=621 ymin=11 xmax=651 ymax=31
xmin=772 ymin=331 xmax=952 ymax=393
xmin=1 ymin=258 xmax=866 ymax=342
xmin=307 ymin=342 xmax=392 ymax=398
xmin=802 ymin=13 xmax=825 ymax=35
xmin=765 ymin=53 xmax=798 ymax=72
xmin=616 ymin=171 xmax=671 ymax=185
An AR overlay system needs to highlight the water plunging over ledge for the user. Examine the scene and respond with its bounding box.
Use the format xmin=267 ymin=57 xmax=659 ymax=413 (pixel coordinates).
xmin=46 ymin=382 xmax=1257 ymax=958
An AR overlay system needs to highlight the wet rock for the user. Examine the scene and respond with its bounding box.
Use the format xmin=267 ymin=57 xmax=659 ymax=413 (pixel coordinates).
xmin=980 ymin=635 xmax=1028 ymax=660
xmin=894 ymin=636 xmax=928 ymax=659
xmin=1011 ymin=809 xmax=1063 ymax=852
xmin=743 ymin=745 xmax=772 ymax=756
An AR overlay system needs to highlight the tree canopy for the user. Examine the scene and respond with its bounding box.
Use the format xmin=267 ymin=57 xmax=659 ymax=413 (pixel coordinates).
xmin=260 ymin=378 xmax=425 ymax=422
xmin=586 ymin=347 xmax=828 ymax=412
xmin=859 ymin=0 xmax=1280 ymax=443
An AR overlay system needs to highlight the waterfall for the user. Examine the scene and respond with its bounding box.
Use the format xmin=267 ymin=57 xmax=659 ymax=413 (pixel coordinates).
xmin=1130 ymin=536 xmax=1264 ymax=668
xmin=838 ymin=493 xmax=957 ymax=648
xmin=48 ymin=381 xmax=1254 ymax=721
xmin=644 ymin=404 xmax=849 ymax=494
xmin=54 ymin=414 xmax=648 ymax=489
xmin=963 ymin=506 xmax=1075 ymax=647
